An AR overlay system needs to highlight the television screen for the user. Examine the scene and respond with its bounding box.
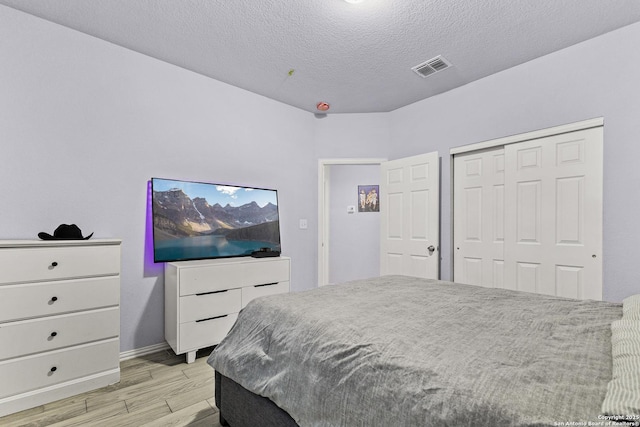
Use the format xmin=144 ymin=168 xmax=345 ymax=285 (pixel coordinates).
xmin=151 ymin=178 xmax=281 ymax=263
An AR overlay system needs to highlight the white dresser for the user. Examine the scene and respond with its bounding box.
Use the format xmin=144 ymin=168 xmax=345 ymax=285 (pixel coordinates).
xmin=165 ymin=256 xmax=290 ymax=363
xmin=0 ymin=239 xmax=121 ymax=417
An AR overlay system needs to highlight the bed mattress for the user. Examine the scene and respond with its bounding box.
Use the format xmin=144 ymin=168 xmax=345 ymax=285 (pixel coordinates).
xmin=208 ymin=275 xmax=622 ymax=427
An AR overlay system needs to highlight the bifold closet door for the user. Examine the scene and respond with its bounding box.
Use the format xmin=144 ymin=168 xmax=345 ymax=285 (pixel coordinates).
xmin=453 ymin=147 xmax=505 ymax=288
xmin=503 ymin=127 xmax=603 ymax=300
xmin=454 ymin=126 xmax=603 ymax=300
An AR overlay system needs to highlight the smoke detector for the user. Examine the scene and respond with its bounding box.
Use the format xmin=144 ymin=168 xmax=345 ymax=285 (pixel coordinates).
xmin=411 ymin=55 xmax=452 ymax=78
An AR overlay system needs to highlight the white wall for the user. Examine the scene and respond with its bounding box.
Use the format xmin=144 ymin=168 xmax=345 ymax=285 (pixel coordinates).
xmin=328 ymin=164 xmax=380 ymax=284
xmin=0 ymin=6 xmax=322 ymax=352
xmin=313 ymin=113 xmax=390 ymax=159
xmin=388 ymin=21 xmax=640 ymax=302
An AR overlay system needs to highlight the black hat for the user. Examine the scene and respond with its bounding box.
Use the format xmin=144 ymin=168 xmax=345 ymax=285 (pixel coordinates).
xmin=38 ymin=224 xmax=94 ymax=240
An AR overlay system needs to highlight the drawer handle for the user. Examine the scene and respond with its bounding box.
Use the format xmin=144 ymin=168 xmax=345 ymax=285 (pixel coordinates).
xmin=50 ymin=331 xmax=58 ymax=338
xmin=50 ymin=366 xmax=57 ymax=373
xmin=196 ymin=290 xmax=228 ymax=296
xmin=50 ymin=296 xmax=58 ymax=303
xmin=51 ymin=261 xmax=59 ymax=268
xmin=196 ymin=314 xmax=228 ymax=323
xmin=255 ymin=282 xmax=278 ymax=288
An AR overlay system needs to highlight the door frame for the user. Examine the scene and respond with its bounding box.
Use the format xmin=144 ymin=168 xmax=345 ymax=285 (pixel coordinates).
xmin=317 ymin=158 xmax=387 ymax=287
xmin=449 ymin=117 xmax=604 ymax=281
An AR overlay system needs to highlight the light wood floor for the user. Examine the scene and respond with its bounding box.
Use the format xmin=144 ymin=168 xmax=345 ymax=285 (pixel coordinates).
xmin=0 ymin=347 xmax=223 ymax=427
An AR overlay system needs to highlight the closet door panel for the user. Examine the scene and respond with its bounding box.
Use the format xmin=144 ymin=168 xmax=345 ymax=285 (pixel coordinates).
xmin=504 ymin=127 xmax=603 ymax=300
xmin=453 ymin=147 xmax=505 ymax=287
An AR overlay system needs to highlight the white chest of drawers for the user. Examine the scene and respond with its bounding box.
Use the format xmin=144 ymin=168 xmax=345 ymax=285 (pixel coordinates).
xmin=165 ymin=256 xmax=290 ymax=363
xmin=0 ymin=239 xmax=121 ymax=417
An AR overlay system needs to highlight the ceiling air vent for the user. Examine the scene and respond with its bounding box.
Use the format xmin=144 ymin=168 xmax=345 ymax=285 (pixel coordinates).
xmin=412 ymin=55 xmax=452 ymax=78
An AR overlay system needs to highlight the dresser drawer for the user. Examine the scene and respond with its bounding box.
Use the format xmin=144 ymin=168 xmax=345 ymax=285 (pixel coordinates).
xmin=242 ymin=281 xmax=290 ymax=308
xmin=0 ymin=308 xmax=119 ymax=361
xmin=0 ymin=245 xmax=120 ymax=285
xmin=0 ymin=339 xmax=119 ymax=399
xmin=179 ymin=312 xmax=238 ymax=352
xmin=0 ymin=276 xmax=119 ymax=322
xmin=180 ymin=289 xmax=241 ymax=323
xmin=179 ymin=258 xmax=290 ymax=296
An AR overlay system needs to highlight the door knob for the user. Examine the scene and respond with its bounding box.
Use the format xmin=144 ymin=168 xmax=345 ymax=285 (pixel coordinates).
xmin=427 ymin=245 xmax=436 ymax=255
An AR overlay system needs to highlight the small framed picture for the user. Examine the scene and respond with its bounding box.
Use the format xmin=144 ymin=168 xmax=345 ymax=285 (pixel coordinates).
xmin=358 ymin=185 xmax=379 ymax=212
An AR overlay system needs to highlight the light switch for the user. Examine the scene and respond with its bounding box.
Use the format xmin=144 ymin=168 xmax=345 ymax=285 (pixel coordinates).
xmin=347 ymin=206 xmax=356 ymax=214
xmin=299 ymin=219 xmax=308 ymax=229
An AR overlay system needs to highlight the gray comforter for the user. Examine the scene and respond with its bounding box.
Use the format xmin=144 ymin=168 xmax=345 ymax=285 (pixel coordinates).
xmin=208 ymin=275 xmax=622 ymax=427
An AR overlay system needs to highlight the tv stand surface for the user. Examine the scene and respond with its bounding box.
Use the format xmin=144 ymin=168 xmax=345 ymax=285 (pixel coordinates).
xmin=164 ymin=256 xmax=290 ymax=363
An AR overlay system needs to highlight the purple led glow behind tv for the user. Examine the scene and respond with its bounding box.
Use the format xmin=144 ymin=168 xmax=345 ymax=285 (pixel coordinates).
xmin=151 ymin=178 xmax=281 ymax=263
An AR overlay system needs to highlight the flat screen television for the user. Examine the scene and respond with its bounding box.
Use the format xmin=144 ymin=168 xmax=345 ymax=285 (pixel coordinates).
xmin=151 ymin=178 xmax=281 ymax=263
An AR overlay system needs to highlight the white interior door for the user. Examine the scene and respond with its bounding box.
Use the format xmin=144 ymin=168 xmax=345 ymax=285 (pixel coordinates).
xmin=453 ymin=147 xmax=505 ymax=288
xmin=380 ymin=152 xmax=440 ymax=278
xmin=503 ymin=127 xmax=603 ymax=299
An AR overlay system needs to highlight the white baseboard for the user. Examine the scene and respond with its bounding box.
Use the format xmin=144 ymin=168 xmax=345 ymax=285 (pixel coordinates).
xmin=119 ymin=342 xmax=171 ymax=361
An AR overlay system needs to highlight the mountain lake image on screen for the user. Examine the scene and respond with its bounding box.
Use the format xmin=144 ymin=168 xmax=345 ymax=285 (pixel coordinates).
xmin=151 ymin=178 xmax=281 ymax=262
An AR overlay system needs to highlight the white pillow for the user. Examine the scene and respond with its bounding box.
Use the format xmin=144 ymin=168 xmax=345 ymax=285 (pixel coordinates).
xmin=623 ymin=294 xmax=640 ymax=319
xmin=601 ymin=318 xmax=640 ymax=415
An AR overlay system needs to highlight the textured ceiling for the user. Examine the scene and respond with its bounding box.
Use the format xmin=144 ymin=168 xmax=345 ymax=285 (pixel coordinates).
xmin=2 ymin=0 xmax=640 ymax=114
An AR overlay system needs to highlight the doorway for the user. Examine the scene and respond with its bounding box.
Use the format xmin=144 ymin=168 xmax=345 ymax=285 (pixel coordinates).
xmin=318 ymin=158 xmax=385 ymax=287
xmin=318 ymin=152 xmax=441 ymax=286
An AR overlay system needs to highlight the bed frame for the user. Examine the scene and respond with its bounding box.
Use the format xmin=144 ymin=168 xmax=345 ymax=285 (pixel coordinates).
xmin=215 ymin=371 xmax=299 ymax=427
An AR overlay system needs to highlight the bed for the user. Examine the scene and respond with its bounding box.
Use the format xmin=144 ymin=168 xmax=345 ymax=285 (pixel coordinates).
xmin=207 ymin=275 xmax=637 ymax=427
